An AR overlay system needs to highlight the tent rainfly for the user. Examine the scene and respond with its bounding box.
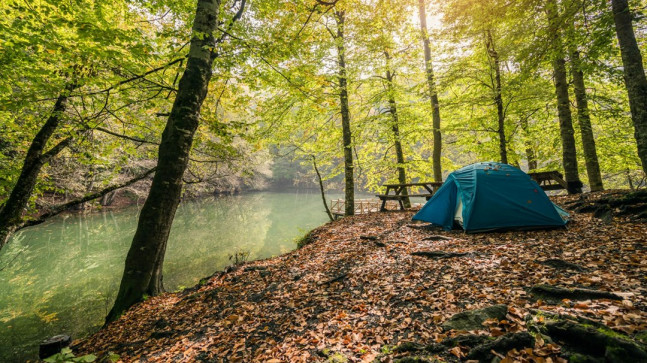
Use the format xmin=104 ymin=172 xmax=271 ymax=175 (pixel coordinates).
xmin=412 ymin=162 xmax=569 ymax=232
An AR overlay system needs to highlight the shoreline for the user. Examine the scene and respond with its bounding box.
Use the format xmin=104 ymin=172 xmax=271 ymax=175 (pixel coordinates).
xmin=72 ymin=191 xmax=647 ymax=362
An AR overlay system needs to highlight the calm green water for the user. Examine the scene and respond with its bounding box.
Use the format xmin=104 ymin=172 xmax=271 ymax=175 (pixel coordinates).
xmin=0 ymin=191 xmax=336 ymax=361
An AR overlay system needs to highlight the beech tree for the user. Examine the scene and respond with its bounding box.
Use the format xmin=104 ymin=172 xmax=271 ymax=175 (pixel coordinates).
xmin=567 ymin=15 xmax=604 ymax=191
xmin=384 ymin=51 xmax=411 ymax=208
xmin=417 ymin=0 xmax=443 ymax=181
xmin=611 ymin=0 xmax=647 ymax=175
xmin=546 ymin=0 xmax=583 ymax=194
xmin=0 ymin=0 xmax=170 ymax=249
xmin=332 ymin=10 xmax=355 ymax=217
xmin=106 ymin=0 xmax=247 ymax=322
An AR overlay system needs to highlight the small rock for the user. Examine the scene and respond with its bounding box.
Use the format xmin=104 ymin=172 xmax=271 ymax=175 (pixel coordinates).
xmin=39 ymin=335 xmax=71 ymax=359
xmin=442 ymin=304 xmax=508 ymax=331
xmin=466 ymin=332 xmax=534 ymax=361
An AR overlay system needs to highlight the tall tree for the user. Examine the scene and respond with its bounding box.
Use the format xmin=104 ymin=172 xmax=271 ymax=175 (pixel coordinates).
xmin=546 ymin=0 xmax=582 ymax=194
xmin=384 ymin=51 xmax=410 ymax=208
xmin=569 ymin=41 xmax=604 ymax=191
xmin=611 ymin=0 xmax=647 ymax=175
xmin=485 ymin=29 xmax=508 ymax=164
xmin=333 ymin=10 xmax=355 ymax=217
xmin=0 ymin=85 xmax=75 ymax=248
xmin=417 ymin=0 xmax=442 ymax=182
xmin=106 ymin=0 xmax=243 ymax=323
xmin=0 ymin=0 xmax=176 ymax=250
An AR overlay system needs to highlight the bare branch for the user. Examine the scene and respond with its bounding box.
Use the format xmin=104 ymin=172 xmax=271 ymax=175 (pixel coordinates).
xmin=18 ymin=167 xmax=157 ymax=230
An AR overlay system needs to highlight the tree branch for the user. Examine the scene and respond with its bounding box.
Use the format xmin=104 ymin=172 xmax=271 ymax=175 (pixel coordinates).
xmin=39 ymin=136 xmax=74 ymax=164
xmin=312 ymin=155 xmax=334 ymax=221
xmin=17 ymin=167 xmax=157 ymax=230
xmin=94 ymin=127 xmax=159 ymax=145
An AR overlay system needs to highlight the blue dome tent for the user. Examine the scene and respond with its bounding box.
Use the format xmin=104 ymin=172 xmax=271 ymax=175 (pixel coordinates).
xmin=412 ymin=162 xmax=569 ymax=232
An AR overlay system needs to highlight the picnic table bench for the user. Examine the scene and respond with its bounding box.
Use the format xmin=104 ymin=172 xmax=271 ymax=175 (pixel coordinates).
xmin=528 ymin=171 xmax=567 ymax=191
xmin=376 ymin=182 xmax=443 ymax=211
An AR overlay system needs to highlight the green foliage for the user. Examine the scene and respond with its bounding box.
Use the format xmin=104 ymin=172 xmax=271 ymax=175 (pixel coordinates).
xmin=295 ymin=231 xmax=314 ymax=249
xmin=43 ymin=348 xmax=96 ymax=363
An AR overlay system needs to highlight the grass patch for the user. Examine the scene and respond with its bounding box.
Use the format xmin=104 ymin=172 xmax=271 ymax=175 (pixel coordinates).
xmin=295 ymin=230 xmax=314 ymax=249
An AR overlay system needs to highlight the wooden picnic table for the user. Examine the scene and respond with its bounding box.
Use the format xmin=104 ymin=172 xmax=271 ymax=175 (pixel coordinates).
xmin=376 ymin=182 xmax=443 ymax=211
xmin=528 ymin=171 xmax=567 ymax=191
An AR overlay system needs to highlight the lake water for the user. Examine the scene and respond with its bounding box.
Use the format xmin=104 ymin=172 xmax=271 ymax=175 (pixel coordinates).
xmin=0 ymin=191 xmax=343 ymax=361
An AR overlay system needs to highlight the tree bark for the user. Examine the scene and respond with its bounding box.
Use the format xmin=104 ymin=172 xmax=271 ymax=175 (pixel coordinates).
xmin=547 ymin=0 xmax=582 ymax=194
xmin=485 ymin=29 xmax=507 ymax=164
xmin=611 ymin=0 xmax=647 ymax=175
xmin=521 ymin=116 xmax=538 ymax=171
xmin=0 ymin=83 xmax=75 ymax=250
xmin=106 ymin=0 xmax=223 ymax=324
xmin=417 ymin=0 xmax=442 ymax=182
xmin=334 ymin=11 xmax=354 ymax=217
xmin=385 ymin=51 xmax=410 ymax=208
xmin=570 ymin=49 xmax=604 ymax=191
xmin=312 ymin=156 xmax=334 ymax=221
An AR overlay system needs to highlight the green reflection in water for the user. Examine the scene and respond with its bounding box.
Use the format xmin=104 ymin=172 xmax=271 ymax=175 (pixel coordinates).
xmin=0 ymin=191 xmax=337 ymax=361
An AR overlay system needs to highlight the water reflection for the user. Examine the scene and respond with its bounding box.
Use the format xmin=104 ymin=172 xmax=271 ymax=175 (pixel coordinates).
xmin=0 ymin=191 xmax=333 ymax=361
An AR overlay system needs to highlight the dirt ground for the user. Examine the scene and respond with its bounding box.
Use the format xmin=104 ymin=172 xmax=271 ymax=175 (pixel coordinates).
xmin=75 ymin=191 xmax=647 ymax=362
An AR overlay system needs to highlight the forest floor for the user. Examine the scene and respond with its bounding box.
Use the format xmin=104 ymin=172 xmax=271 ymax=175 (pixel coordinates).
xmin=75 ymin=190 xmax=647 ymax=362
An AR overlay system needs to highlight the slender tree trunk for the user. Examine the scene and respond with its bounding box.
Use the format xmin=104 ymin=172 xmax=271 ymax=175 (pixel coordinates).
xmin=570 ymin=49 xmax=604 ymax=191
xmin=547 ymin=0 xmax=582 ymax=194
xmin=520 ymin=116 xmax=538 ymax=171
xmin=385 ymin=52 xmax=410 ymax=208
xmin=106 ymin=0 xmax=223 ymax=324
xmin=334 ymin=11 xmax=354 ymax=217
xmin=612 ymin=0 xmax=647 ymax=175
xmin=0 ymin=84 xmax=75 ymax=250
xmin=417 ymin=0 xmax=442 ymax=182
xmin=312 ymin=156 xmax=334 ymax=221
xmin=485 ymin=30 xmax=507 ymax=164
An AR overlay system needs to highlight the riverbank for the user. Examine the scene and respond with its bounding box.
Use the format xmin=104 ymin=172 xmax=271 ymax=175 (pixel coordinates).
xmin=74 ymin=191 xmax=647 ymax=362
xmin=0 ymin=191 xmax=341 ymax=361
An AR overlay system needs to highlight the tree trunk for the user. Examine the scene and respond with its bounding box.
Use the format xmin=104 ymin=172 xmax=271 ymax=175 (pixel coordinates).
xmin=611 ymin=0 xmax=647 ymax=175
xmin=521 ymin=116 xmax=538 ymax=171
xmin=385 ymin=51 xmax=410 ymax=208
xmin=417 ymin=0 xmax=442 ymax=182
xmin=547 ymin=0 xmax=582 ymax=194
xmin=0 ymin=84 xmax=75 ymax=250
xmin=312 ymin=156 xmax=334 ymax=221
xmin=485 ymin=29 xmax=507 ymax=164
xmin=335 ymin=11 xmax=354 ymax=217
xmin=570 ymin=49 xmax=604 ymax=191
xmin=106 ymin=0 xmax=222 ymax=324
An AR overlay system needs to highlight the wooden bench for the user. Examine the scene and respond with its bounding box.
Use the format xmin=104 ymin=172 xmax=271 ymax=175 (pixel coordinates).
xmin=528 ymin=171 xmax=567 ymax=191
xmin=377 ymin=182 xmax=443 ymax=211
